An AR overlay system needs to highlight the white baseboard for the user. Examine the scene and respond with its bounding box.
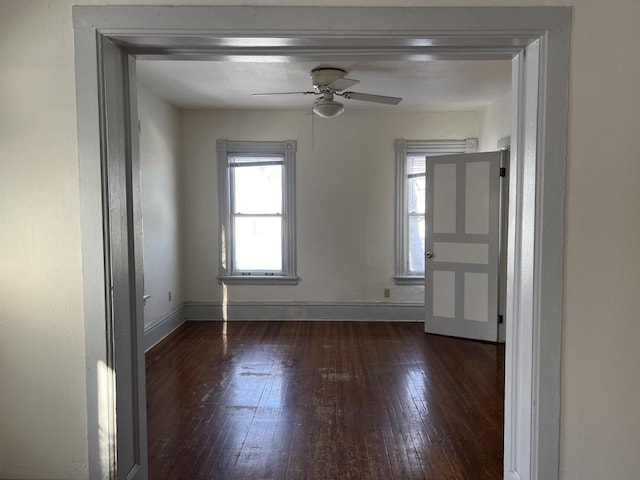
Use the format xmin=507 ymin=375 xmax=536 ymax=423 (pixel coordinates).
xmin=184 ymin=301 xmax=424 ymax=322
xmin=143 ymin=303 xmax=186 ymax=352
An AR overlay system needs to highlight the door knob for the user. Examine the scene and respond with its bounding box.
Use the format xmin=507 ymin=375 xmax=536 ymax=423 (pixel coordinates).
xmin=426 ymin=251 xmax=433 ymax=259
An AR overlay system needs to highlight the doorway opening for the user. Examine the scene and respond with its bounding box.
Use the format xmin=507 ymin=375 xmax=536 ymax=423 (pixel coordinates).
xmin=136 ymin=56 xmax=511 ymax=478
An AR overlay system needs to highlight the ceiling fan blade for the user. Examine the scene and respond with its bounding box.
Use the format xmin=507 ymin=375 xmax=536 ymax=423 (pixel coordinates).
xmin=252 ymin=91 xmax=317 ymax=96
xmin=328 ymin=77 xmax=359 ymax=91
xmin=341 ymin=91 xmax=402 ymax=105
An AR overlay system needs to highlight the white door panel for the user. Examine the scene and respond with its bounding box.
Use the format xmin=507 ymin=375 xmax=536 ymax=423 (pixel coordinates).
xmin=425 ymin=151 xmax=501 ymax=341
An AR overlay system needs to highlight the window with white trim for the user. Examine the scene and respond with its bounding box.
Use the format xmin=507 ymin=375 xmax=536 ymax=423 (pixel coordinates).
xmin=394 ymin=139 xmax=477 ymax=285
xmin=217 ymin=139 xmax=297 ymax=284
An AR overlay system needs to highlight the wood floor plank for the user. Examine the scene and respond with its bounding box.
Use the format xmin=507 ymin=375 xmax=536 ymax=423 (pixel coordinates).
xmin=147 ymin=321 xmax=504 ymax=479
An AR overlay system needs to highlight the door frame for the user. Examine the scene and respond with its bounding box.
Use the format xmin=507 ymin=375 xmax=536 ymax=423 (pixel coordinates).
xmin=73 ymin=6 xmax=570 ymax=480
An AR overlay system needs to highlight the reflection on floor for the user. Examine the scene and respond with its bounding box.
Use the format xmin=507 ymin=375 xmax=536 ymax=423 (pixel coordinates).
xmin=146 ymin=321 xmax=504 ymax=479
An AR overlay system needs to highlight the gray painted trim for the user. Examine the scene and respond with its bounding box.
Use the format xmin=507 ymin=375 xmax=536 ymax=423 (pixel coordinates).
xmin=498 ymin=136 xmax=511 ymax=151
xmin=393 ymin=275 xmax=425 ymax=286
xmin=531 ymin=25 xmax=570 ymax=479
xmin=400 ymin=139 xmax=469 ymax=154
xmin=431 ymin=233 xmax=493 ymax=243
xmin=74 ymin=24 xmax=109 ymax=480
xmin=217 ymin=275 xmax=299 ymax=285
xmin=185 ymin=301 xmax=423 ymax=322
xmin=505 ymin=49 xmax=527 ymax=480
xmin=143 ymin=303 xmax=186 ymax=352
xmin=127 ymin=53 xmax=148 ymax=480
xmin=72 ymin=6 xmax=563 ymax=49
xmin=72 ymin=6 xmax=570 ymax=480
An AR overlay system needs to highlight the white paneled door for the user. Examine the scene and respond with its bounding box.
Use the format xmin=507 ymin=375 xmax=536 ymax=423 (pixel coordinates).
xmin=425 ymin=152 xmax=501 ymax=341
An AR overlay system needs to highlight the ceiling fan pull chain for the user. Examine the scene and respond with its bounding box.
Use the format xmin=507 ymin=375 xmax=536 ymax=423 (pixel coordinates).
xmin=312 ymin=106 xmax=315 ymax=150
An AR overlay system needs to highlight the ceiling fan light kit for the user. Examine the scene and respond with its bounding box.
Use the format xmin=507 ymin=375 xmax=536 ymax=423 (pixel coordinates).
xmin=312 ymin=99 xmax=345 ymax=118
xmin=312 ymin=93 xmax=345 ymax=118
xmin=253 ymin=66 xmax=403 ymax=118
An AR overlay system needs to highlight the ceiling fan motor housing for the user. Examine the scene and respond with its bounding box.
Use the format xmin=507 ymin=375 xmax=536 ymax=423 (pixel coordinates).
xmin=311 ymin=67 xmax=347 ymax=88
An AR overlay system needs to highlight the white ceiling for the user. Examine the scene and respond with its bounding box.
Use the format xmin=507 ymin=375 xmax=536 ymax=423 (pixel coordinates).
xmin=136 ymin=60 xmax=511 ymax=112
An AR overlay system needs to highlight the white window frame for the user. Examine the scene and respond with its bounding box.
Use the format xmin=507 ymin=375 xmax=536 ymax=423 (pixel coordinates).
xmin=394 ymin=138 xmax=478 ymax=285
xmin=217 ymin=139 xmax=298 ymax=284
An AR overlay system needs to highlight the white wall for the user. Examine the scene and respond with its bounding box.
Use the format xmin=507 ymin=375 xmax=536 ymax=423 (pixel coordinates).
xmin=0 ymin=2 xmax=87 ymax=478
xmin=559 ymin=3 xmax=640 ymax=477
xmin=181 ymin=109 xmax=478 ymax=304
xmin=1 ymin=1 xmax=639 ymax=479
xmin=138 ymin=84 xmax=183 ymax=328
xmin=478 ymin=91 xmax=512 ymax=151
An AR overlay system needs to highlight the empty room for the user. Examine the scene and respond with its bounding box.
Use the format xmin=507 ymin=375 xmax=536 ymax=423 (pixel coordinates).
xmin=136 ymin=58 xmax=512 ymax=479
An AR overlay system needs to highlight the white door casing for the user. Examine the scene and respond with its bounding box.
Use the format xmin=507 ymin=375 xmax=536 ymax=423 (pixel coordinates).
xmin=425 ymin=152 xmax=501 ymax=342
xmin=73 ymin=7 xmax=570 ymax=480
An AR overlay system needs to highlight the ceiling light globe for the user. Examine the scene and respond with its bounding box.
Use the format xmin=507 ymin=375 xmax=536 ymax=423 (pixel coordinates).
xmin=312 ymin=99 xmax=344 ymax=118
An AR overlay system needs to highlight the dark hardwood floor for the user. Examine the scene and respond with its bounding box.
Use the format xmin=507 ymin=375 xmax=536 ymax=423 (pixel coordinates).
xmin=146 ymin=321 xmax=504 ymax=480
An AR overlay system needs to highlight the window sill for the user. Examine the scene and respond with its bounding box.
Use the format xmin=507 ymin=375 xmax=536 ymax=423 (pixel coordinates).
xmin=394 ymin=275 xmax=425 ymax=286
xmin=218 ymin=275 xmax=299 ymax=285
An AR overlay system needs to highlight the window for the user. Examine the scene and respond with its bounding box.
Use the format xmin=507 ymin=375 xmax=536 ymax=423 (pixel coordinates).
xmin=217 ymin=139 xmax=297 ymax=284
xmin=394 ymin=139 xmax=477 ymax=284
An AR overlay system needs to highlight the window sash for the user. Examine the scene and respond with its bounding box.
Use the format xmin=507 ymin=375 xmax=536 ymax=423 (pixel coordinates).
xmin=229 ymin=160 xmax=283 ymax=214
xmin=231 ymin=215 xmax=283 ymax=274
xmin=228 ymin=157 xmax=285 ymax=274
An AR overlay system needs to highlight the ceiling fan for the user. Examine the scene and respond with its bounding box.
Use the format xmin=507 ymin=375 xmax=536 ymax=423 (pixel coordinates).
xmin=252 ymin=67 xmax=403 ymax=118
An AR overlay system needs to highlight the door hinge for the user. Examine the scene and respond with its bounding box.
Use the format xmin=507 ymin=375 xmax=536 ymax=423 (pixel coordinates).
xmin=498 ymin=314 xmax=504 ymax=324
xmin=499 ymin=167 xmax=506 ymax=177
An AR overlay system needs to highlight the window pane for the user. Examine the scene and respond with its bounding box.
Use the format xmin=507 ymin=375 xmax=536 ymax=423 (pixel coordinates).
xmin=407 ymin=155 xmax=426 ymax=214
xmin=233 ymin=164 xmax=282 ymax=214
xmin=234 ymin=216 xmax=282 ymax=271
xmin=408 ymin=175 xmax=426 ymax=214
xmin=408 ymin=215 xmax=425 ymax=273
xmin=407 ymin=155 xmax=426 ymax=176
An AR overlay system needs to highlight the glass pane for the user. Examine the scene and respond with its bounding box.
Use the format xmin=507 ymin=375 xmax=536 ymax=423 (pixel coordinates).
xmin=233 ymin=164 xmax=282 ymax=214
xmin=408 ymin=215 xmax=425 ymax=273
xmin=407 ymin=155 xmax=426 ymax=176
xmin=407 ymin=155 xmax=426 ymax=214
xmin=234 ymin=216 xmax=282 ymax=271
xmin=407 ymin=175 xmax=426 ymax=214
